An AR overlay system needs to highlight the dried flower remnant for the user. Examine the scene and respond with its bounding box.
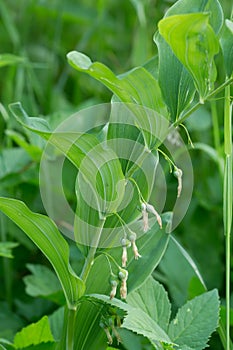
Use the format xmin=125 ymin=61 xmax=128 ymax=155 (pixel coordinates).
xmin=146 ymin=203 xmax=162 ymax=229
xmin=118 ymin=269 xmax=128 ymax=299
xmin=109 ymin=279 xmax=118 ymax=300
xmin=141 ymin=202 xmax=149 ymax=232
xmin=174 ymin=167 xmax=183 ymax=198
xmin=121 ymin=238 xmax=131 ymax=267
xmin=99 ymin=322 xmax=113 ymax=344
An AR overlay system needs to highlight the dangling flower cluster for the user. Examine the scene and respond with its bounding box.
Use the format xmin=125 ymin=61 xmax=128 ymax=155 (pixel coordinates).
xmin=109 ymin=268 xmax=128 ymax=300
xmin=120 ymin=231 xmax=141 ymax=268
xmin=141 ymin=202 xmax=162 ymax=232
xmin=174 ymin=167 xmax=183 ymax=198
xmin=99 ymin=308 xmax=124 ymax=345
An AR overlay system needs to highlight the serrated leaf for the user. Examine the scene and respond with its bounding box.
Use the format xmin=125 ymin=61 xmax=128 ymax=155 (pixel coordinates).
xmin=23 ymin=264 xmax=65 ymax=305
xmin=158 ymin=13 xmax=219 ymax=101
xmin=0 ymin=198 xmax=85 ymax=309
xmin=220 ymin=19 xmax=233 ymax=77
xmin=0 ymin=242 xmax=18 ymax=258
xmin=168 ymin=289 xmax=219 ymax=349
xmin=127 ymin=276 xmax=171 ymax=332
xmin=86 ymin=294 xmax=171 ymax=345
xmin=67 ymin=51 xmax=168 ymax=117
xmin=14 ymin=316 xmax=54 ymax=349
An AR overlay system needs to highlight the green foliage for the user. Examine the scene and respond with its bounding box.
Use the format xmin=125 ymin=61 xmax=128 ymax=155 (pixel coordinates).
xmin=14 ymin=316 xmax=54 ymax=349
xmin=0 ymin=198 xmax=85 ymax=309
xmin=0 ymin=242 xmax=18 ymax=258
xmin=0 ymin=0 xmax=232 ymax=349
xmin=168 ymin=290 xmax=220 ymax=349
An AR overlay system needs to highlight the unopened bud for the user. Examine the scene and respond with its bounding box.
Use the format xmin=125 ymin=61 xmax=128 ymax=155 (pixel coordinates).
xmin=118 ymin=268 xmax=128 ymax=299
xmin=129 ymin=233 xmax=141 ymax=260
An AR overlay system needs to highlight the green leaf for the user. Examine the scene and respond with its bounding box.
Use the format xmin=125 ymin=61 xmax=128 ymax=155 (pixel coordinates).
xmin=154 ymin=0 xmax=223 ymax=121
xmin=14 ymin=316 xmax=54 ymax=349
xmin=122 ymin=308 xmax=171 ymax=346
xmin=0 ymin=197 xmax=85 ymax=309
xmin=168 ymin=289 xmax=219 ymax=349
xmin=0 ymin=54 xmax=24 ymax=68
xmin=0 ymin=242 xmax=18 ymax=258
xmin=154 ymin=34 xmax=196 ymax=122
xmin=86 ymin=294 xmax=172 ymax=345
xmin=23 ymin=264 xmax=65 ymax=305
xmin=0 ymin=303 xmax=24 ymax=341
xmin=5 ymin=130 xmax=43 ymax=162
xmin=127 ymin=276 xmax=171 ymax=332
xmin=0 ymin=149 xmax=31 ymax=180
xmin=220 ymin=19 xmax=233 ymax=77
xmin=164 ymin=0 xmax=224 ymax=34
xmin=67 ymin=51 xmax=168 ymax=117
xmin=158 ymin=13 xmax=219 ymax=101
xmin=158 ymin=236 xmax=206 ymax=308
xmin=48 ymin=307 xmax=64 ymax=343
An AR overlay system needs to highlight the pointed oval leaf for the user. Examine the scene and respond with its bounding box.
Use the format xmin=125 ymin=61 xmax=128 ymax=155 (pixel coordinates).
xmin=165 ymin=0 xmax=223 ymax=34
xmin=0 ymin=198 xmax=85 ymax=309
xmin=158 ymin=13 xmax=219 ymax=101
xmin=67 ymin=51 xmax=168 ymax=117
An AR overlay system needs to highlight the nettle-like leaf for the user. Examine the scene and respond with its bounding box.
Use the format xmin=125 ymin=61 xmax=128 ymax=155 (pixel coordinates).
xmin=23 ymin=264 xmax=65 ymax=305
xmin=0 ymin=198 xmax=85 ymax=309
xmin=127 ymin=276 xmax=171 ymax=332
xmin=168 ymin=289 xmax=220 ymax=349
xmin=158 ymin=12 xmax=219 ymax=102
xmin=0 ymin=242 xmax=18 ymax=258
xmin=14 ymin=316 xmax=54 ymax=349
xmin=220 ymin=19 xmax=233 ymax=77
xmin=67 ymin=51 xmax=168 ymax=117
xmin=86 ymin=294 xmax=172 ymax=346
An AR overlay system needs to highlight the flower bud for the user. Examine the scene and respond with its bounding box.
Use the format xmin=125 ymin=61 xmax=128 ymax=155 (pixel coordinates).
xmin=121 ymin=238 xmax=131 ymax=267
xmin=129 ymin=233 xmax=141 ymax=260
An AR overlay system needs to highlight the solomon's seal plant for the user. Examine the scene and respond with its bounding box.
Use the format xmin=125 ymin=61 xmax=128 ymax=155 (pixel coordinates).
xmin=0 ymin=0 xmax=232 ymax=349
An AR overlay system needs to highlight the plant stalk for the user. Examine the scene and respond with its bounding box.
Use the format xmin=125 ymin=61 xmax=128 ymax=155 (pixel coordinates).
xmin=80 ymin=218 xmax=106 ymax=284
xmin=66 ymin=308 xmax=77 ymax=350
xmin=175 ymin=77 xmax=233 ymax=126
xmin=223 ymin=83 xmax=232 ymax=350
